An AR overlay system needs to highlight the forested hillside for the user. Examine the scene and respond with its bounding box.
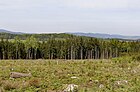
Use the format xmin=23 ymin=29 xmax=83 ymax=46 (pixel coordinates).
xmin=0 ymin=33 xmax=75 ymax=41
xmin=0 ymin=33 xmax=140 ymax=60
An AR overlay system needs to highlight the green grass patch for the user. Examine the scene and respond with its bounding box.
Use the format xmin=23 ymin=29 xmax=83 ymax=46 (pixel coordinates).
xmin=0 ymin=59 xmax=140 ymax=91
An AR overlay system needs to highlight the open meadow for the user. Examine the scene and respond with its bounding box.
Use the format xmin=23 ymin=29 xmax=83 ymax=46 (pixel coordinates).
xmin=0 ymin=57 xmax=140 ymax=92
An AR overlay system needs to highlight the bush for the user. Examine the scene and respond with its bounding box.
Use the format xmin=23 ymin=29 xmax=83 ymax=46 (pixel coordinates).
xmin=132 ymin=54 xmax=140 ymax=61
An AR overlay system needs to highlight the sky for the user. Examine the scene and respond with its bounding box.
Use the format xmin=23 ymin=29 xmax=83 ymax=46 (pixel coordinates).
xmin=0 ymin=0 xmax=140 ymax=36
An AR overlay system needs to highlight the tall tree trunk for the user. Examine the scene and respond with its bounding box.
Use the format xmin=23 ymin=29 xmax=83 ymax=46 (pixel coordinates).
xmin=110 ymin=48 xmax=112 ymax=59
xmin=80 ymin=47 xmax=83 ymax=59
xmin=115 ymin=48 xmax=118 ymax=57
xmin=71 ymin=46 xmax=73 ymax=60
xmin=90 ymin=49 xmax=93 ymax=59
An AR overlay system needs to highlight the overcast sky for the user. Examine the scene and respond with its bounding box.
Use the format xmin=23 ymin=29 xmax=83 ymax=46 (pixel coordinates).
xmin=0 ymin=0 xmax=140 ymax=35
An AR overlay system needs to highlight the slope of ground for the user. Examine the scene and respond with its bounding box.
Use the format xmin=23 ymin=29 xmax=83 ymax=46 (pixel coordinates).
xmin=0 ymin=58 xmax=140 ymax=92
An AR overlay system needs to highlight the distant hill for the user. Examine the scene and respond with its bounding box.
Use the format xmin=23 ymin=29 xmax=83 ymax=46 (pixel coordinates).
xmin=1 ymin=29 xmax=140 ymax=40
xmin=68 ymin=32 xmax=140 ymax=40
xmin=0 ymin=31 xmax=75 ymax=41
xmin=0 ymin=29 xmax=23 ymax=34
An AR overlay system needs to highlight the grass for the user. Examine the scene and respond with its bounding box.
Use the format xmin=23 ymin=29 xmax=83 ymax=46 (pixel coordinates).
xmin=0 ymin=58 xmax=140 ymax=92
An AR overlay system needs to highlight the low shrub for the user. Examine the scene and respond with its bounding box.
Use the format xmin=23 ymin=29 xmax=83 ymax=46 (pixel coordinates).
xmin=132 ymin=54 xmax=140 ymax=61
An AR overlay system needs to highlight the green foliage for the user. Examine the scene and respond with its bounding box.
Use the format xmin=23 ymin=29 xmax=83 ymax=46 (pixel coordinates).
xmin=0 ymin=33 xmax=140 ymax=60
xmin=0 ymin=33 xmax=74 ymax=41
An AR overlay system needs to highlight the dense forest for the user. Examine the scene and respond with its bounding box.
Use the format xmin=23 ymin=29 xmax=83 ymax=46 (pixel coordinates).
xmin=0 ymin=33 xmax=140 ymax=60
xmin=0 ymin=33 xmax=74 ymax=41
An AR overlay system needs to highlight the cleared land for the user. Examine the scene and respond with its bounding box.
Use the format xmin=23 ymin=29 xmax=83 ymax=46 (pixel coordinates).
xmin=0 ymin=58 xmax=140 ymax=92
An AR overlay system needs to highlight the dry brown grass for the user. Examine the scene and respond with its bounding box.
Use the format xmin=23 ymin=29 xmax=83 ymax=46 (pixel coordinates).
xmin=29 ymin=78 xmax=41 ymax=88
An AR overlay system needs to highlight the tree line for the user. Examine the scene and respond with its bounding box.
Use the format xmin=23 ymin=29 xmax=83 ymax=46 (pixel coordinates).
xmin=0 ymin=35 xmax=140 ymax=60
xmin=0 ymin=33 xmax=74 ymax=41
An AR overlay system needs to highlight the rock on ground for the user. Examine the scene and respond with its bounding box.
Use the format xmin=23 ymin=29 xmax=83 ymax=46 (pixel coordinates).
xmin=63 ymin=84 xmax=78 ymax=92
xmin=10 ymin=72 xmax=32 ymax=78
